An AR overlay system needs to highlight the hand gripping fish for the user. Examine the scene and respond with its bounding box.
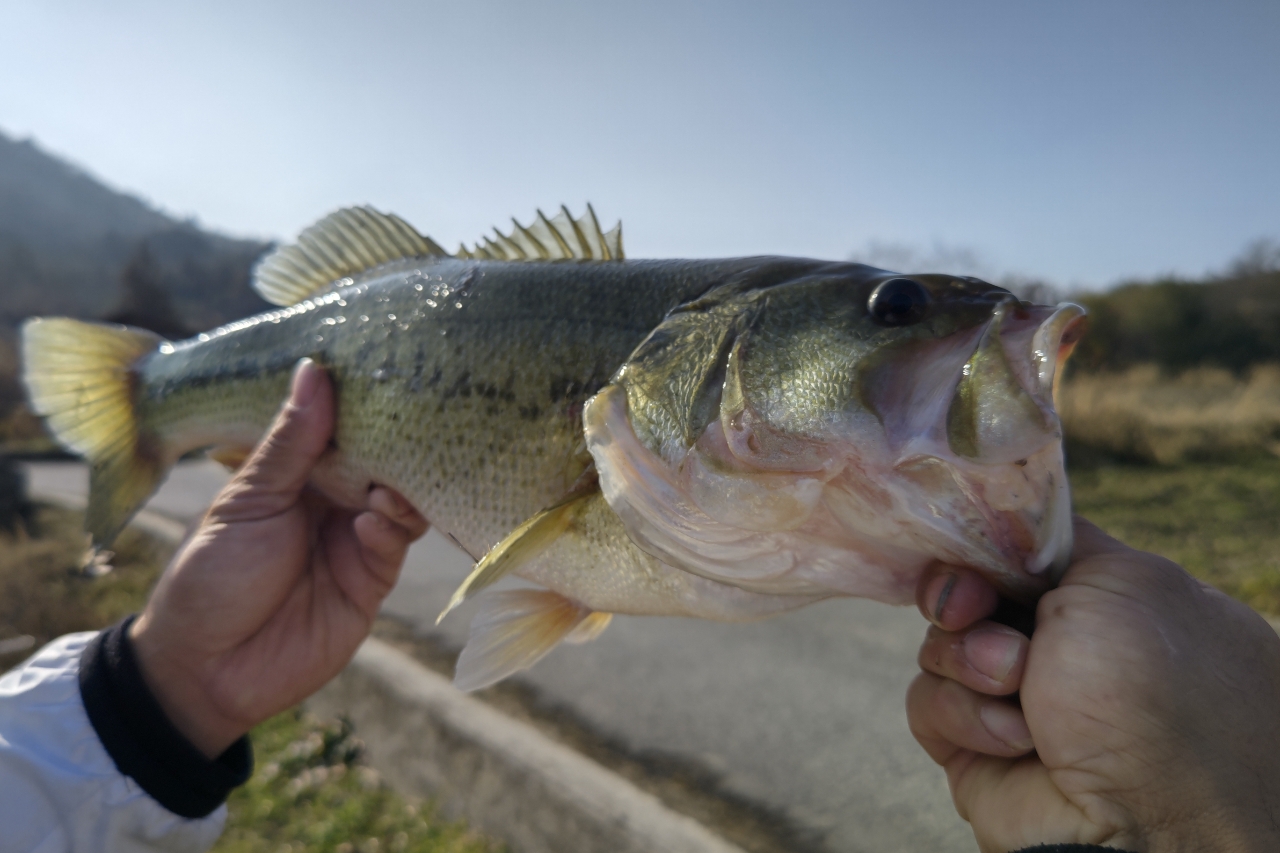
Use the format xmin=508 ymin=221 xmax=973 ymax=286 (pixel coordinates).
xmin=21 ymin=205 xmax=1085 ymax=690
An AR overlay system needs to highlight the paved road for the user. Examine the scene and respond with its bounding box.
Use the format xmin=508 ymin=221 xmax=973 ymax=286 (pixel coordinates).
xmin=25 ymin=460 xmax=976 ymax=853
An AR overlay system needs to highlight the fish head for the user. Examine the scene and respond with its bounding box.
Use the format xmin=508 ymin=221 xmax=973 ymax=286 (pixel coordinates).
xmin=585 ymin=262 xmax=1086 ymax=605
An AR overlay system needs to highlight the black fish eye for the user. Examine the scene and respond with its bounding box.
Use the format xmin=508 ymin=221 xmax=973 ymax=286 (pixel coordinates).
xmin=868 ymin=278 xmax=931 ymax=326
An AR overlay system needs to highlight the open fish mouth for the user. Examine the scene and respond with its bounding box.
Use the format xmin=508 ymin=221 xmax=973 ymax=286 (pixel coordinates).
xmin=926 ymin=302 xmax=1085 ymax=589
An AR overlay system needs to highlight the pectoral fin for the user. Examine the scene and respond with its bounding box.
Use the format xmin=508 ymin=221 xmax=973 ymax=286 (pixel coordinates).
xmin=437 ymin=487 xmax=596 ymax=624
xmin=453 ymin=590 xmax=605 ymax=691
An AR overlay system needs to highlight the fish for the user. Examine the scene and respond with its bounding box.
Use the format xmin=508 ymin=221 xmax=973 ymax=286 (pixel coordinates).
xmin=21 ymin=204 xmax=1085 ymax=690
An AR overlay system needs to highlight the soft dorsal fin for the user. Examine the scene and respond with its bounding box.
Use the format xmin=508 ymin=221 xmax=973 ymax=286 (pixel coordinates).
xmin=252 ymin=206 xmax=449 ymax=306
xmin=457 ymin=204 xmax=624 ymax=262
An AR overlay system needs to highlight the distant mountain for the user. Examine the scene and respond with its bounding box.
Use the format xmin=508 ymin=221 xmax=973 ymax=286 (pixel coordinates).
xmin=0 ymin=131 xmax=271 ymax=333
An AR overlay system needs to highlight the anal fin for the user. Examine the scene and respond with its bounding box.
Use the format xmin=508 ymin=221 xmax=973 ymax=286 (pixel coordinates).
xmin=453 ymin=590 xmax=601 ymax=691
xmin=208 ymin=445 xmax=253 ymax=471
xmin=563 ymin=611 xmax=612 ymax=645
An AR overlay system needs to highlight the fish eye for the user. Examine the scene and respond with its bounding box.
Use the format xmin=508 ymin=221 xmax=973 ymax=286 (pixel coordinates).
xmin=868 ymin=278 xmax=931 ymax=326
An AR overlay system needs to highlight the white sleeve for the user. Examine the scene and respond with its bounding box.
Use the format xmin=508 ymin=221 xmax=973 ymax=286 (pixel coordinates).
xmin=0 ymin=633 xmax=227 ymax=853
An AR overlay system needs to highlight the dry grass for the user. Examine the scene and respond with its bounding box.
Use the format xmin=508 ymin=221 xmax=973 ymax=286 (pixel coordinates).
xmin=0 ymin=335 xmax=54 ymax=453
xmin=0 ymin=503 xmax=171 ymax=669
xmin=1059 ymin=363 xmax=1280 ymax=464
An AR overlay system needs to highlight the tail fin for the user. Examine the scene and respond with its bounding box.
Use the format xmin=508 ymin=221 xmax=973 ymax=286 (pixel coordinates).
xmin=22 ymin=318 xmax=166 ymax=549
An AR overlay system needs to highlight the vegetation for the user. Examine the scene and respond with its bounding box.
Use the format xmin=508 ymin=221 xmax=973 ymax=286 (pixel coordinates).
xmin=1072 ymin=456 xmax=1280 ymax=616
xmin=1069 ymin=244 xmax=1280 ymax=376
xmin=216 ymin=712 xmax=496 ymax=853
xmin=0 ymin=502 xmax=169 ymax=669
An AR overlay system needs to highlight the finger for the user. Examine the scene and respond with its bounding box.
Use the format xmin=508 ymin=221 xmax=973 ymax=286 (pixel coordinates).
xmin=1070 ymin=515 xmax=1131 ymax=562
xmin=918 ymin=621 xmax=1028 ymax=696
xmin=917 ymin=564 xmax=999 ymax=631
xmin=211 ymin=360 xmax=334 ymax=522
xmin=353 ymin=510 xmax=412 ymax=592
xmin=367 ymin=487 xmax=429 ymax=540
xmin=906 ymin=672 xmax=1034 ymax=763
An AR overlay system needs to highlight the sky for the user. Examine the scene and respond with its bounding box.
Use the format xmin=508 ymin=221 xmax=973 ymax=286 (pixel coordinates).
xmin=1 ymin=0 xmax=1277 ymax=290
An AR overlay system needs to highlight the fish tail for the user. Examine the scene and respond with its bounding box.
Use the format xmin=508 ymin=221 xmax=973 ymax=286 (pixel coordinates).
xmin=22 ymin=317 xmax=167 ymax=550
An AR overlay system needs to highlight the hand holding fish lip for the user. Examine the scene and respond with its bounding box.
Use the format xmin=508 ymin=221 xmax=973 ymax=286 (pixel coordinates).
xmin=128 ymin=359 xmax=429 ymax=759
xmin=907 ymin=517 xmax=1280 ymax=853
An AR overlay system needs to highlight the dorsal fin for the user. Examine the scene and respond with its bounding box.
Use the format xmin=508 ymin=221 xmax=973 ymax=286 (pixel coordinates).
xmin=252 ymin=206 xmax=449 ymax=306
xmin=457 ymin=204 xmax=624 ymax=261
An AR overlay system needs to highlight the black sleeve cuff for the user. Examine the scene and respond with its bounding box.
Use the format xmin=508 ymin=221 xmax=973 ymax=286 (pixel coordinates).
xmin=78 ymin=615 xmax=253 ymax=819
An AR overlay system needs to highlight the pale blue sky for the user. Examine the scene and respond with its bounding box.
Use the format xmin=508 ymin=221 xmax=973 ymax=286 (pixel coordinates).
xmin=1 ymin=0 xmax=1276 ymax=288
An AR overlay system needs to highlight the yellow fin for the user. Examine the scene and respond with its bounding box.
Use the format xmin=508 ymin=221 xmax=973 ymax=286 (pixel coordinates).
xmin=21 ymin=318 xmax=165 ymax=549
xmin=456 ymin=204 xmax=623 ymax=261
xmin=453 ymin=590 xmax=593 ymax=691
xmin=563 ymin=611 xmax=612 ymax=645
xmin=437 ymin=488 xmax=596 ymax=624
xmin=252 ymin=206 xmax=448 ymax=306
xmin=207 ymin=445 xmax=253 ymax=471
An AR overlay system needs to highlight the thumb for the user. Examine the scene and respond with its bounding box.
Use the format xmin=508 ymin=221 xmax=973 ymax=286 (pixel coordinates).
xmin=210 ymin=359 xmax=334 ymax=522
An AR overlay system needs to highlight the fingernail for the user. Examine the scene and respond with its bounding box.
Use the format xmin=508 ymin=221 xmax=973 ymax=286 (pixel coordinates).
xmin=979 ymin=701 xmax=1034 ymax=751
xmin=927 ymin=572 xmax=957 ymax=625
xmin=291 ymin=358 xmax=319 ymax=407
xmin=964 ymin=626 xmax=1023 ymax=682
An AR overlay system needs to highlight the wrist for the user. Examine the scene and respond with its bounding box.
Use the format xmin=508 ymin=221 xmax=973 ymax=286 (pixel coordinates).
xmin=128 ymin=613 xmax=247 ymax=759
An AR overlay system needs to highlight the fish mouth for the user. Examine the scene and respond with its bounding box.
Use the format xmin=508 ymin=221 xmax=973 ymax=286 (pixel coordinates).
xmin=860 ymin=300 xmax=1087 ymax=595
xmin=945 ymin=300 xmax=1086 ymax=584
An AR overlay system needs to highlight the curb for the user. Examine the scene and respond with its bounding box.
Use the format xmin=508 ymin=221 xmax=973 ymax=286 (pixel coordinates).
xmin=307 ymin=638 xmax=748 ymax=853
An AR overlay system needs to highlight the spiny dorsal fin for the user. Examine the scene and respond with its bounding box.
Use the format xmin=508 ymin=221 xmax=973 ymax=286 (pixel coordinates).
xmin=437 ymin=487 xmax=597 ymax=625
xmin=456 ymin=204 xmax=623 ymax=262
xmin=253 ymin=206 xmax=449 ymax=306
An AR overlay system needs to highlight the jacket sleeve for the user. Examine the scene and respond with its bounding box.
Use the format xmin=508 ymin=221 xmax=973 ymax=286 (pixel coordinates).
xmin=0 ymin=622 xmax=250 ymax=853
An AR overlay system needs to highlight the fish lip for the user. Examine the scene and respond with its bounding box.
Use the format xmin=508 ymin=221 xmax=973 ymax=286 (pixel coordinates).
xmin=1028 ymin=303 xmax=1088 ymax=401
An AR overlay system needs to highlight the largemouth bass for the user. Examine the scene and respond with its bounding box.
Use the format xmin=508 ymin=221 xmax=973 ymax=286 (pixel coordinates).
xmin=22 ymin=205 xmax=1085 ymax=689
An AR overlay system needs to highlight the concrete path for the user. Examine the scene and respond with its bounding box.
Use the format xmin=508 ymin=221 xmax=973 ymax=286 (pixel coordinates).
xmin=24 ymin=460 xmax=977 ymax=853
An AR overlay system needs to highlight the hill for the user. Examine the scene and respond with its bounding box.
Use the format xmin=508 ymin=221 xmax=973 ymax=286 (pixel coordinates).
xmin=0 ymin=131 xmax=271 ymax=332
xmin=0 ymin=131 xmax=274 ymax=449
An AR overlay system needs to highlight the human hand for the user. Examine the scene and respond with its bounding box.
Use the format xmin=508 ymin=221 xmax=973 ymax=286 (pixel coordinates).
xmin=907 ymin=517 xmax=1280 ymax=853
xmin=129 ymin=359 xmax=429 ymax=758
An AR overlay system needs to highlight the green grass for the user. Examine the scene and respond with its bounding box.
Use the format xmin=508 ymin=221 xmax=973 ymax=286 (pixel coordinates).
xmin=215 ymin=711 xmax=498 ymax=853
xmin=1071 ymin=456 xmax=1280 ymax=615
